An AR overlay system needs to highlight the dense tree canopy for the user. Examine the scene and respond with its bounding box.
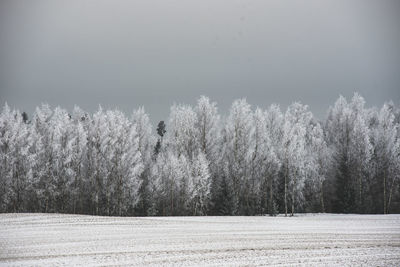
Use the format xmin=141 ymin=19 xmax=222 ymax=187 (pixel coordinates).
xmin=1 ymin=94 xmax=399 ymax=216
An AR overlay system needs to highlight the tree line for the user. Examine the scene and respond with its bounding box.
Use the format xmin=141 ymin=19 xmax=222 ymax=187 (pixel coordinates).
xmin=1 ymin=94 xmax=399 ymax=216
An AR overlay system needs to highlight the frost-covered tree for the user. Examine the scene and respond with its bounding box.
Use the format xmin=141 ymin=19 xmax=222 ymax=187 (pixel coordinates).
xmin=349 ymin=94 xmax=373 ymax=213
xmin=152 ymin=151 xmax=187 ymax=215
xmin=349 ymin=113 xmax=372 ymax=213
xmin=31 ymin=104 xmax=57 ymax=212
xmin=325 ymin=93 xmax=373 ymax=213
xmin=282 ymin=102 xmax=312 ymax=216
xmin=194 ymin=96 xmax=220 ymax=159
xmin=69 ymin=106 xmax=89 ymax=213
xmin=251 ymin=108 xmax=280 ymax=215
xmin=87 ymin=107 xmax=108 ymax=214
xmin=190 ymin=152 xmax=211 ymax=215
xmin=304 ymin=121 xmax=330 ymax=212
xmin=49 ymin=107 xmax=76 ymax=212
xmin=222 ymin=99 xmax=253 ymax=214
xmin=194 ymin=96 xmax=221 ymax=214
xmin=325 ymin=95 xmax=353 ymax=212
xmin=264 ymin=105 xmax=284 ymax=214
xmin=167 ymin=104 xmax=197 ymax=160
xmin=371 ymin=103 xmax=400 ymax=213
xmin=132 ymin=107 xmax=155 ymax=215
xmin=99 ymin=110 xmax=143 ymax=215
xmin=157 ymin=100 xmax=215 ymax=215
xmin=0 ymin=104 xmax=33 ymax=212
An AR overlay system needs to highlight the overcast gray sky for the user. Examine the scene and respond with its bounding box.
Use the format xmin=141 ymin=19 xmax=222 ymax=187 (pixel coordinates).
xmin=1 ymin=0 xmax=399 ymax=124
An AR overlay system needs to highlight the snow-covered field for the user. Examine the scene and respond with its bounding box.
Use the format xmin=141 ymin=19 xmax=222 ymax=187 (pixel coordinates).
xmin=0 ymin=214 xmax=399 ymax=266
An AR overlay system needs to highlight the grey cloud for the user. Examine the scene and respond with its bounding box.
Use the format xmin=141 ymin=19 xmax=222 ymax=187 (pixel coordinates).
xmin=1 ymin=0 xmax=399 ymax=124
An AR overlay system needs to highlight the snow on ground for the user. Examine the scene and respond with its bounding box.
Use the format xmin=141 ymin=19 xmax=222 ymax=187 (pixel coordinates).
xmin=0 ymin=214 xmax=399 ymax=266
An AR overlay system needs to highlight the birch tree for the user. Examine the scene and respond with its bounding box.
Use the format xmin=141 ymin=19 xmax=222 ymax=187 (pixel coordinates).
xmin=282 ymin=103 xmax=312 ymax=216
xmin=222 ymin=99 xmax=253 ymax=214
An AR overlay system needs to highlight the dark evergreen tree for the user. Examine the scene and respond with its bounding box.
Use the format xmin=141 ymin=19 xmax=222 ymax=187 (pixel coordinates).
xmin=210 ymin=175 xmax=234 ymax=215
xmin=157 ymin=121 xmax=166 ymax=137
xmin=154 ymin=121 xmax=166 ymax=156
xmin=21 ymin=112 xmax=29 ymax=123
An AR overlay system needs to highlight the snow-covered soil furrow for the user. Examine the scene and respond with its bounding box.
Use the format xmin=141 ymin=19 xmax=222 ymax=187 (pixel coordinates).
xmin=0 ymin=214 xmax=399 ymax=266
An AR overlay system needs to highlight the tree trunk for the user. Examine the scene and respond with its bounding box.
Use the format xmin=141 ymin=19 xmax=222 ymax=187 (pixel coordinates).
xmin=320 ymin=181 xmax=325 ymax=213
xmin=15 ymin=166 xmax=20 ymax=212
xmin=95 ymin=193 xmax=99 ymax=215
xmin=284 ymin=161 xmax=288 ymax=217
xmin=171 ymin=181 xmax=174 ymax=216
xmin=107 ymin=193 xmax=110 ymax=216
xmin=387 ymin=175 xmax=396 ymax=214
xmin=269 ymin=175 xmax=274 ymax=216
xmin=291 ymin=175 xmax=295 ymax=217
xmin=359 ymin=172 xmax=362 ymax=214
xmin=73 ymin=175 xmax=77 ymax=214
xmin=383 ymin=170 xmax=386 ymax=214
